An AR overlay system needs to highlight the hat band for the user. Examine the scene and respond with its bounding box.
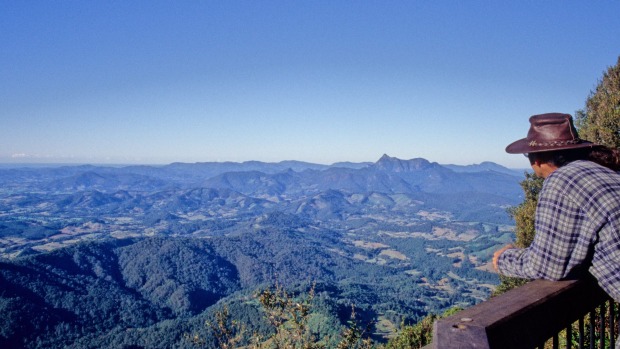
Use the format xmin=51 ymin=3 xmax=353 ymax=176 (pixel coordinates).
xmin=528 ymin=139 xmax=583 ymax=147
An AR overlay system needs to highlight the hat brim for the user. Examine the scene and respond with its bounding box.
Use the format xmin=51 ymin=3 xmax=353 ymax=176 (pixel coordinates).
xmin=505 ymin=138 xmax=594 ymax=154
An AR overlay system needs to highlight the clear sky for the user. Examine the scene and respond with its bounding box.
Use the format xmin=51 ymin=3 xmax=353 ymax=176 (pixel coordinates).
xmin=1 ymin=1 xmax=619 ymax=168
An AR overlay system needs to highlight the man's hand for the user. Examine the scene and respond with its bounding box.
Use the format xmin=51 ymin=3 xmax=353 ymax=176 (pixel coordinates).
xmin=493 ymin=244 xmax=515 ymax=272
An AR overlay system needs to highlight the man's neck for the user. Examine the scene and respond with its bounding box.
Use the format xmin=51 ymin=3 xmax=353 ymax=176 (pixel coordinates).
xmin=540 ymin=162 xmax=559 ymax=179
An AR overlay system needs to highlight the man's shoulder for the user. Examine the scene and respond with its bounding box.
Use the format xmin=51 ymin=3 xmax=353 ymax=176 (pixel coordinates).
xmin=556 ymin=160 xmax=615 ymax=176
xmin=545 ymin=161 xmax=611 ymax=189
xmin=545 ymin=161 xmax=585 ymax=182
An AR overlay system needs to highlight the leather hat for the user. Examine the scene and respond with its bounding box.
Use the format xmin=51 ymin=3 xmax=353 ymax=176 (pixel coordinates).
xmin=506 ymin=113 xmax=593 ymax=154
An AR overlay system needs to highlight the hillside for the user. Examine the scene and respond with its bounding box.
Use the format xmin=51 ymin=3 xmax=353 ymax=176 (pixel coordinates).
xmin=0 ymin=227 xmax=502 ymax=348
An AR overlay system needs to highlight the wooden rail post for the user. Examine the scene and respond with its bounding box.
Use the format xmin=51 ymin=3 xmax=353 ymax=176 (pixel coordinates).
xmin=431 ymin=278 xmax=610 ymax=349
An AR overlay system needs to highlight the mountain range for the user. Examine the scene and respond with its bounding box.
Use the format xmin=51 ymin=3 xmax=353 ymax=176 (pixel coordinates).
xmin=1 ymin=154 xmax=524 ymax=195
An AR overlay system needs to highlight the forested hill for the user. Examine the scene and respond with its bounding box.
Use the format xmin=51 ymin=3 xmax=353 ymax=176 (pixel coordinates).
xmin=0 ymin=155 xmax=523 ymax=348
xmin=1 ymin=225 xmax=498 ymax=348
xmin=0 ymin=231 xmax=333 ymax=344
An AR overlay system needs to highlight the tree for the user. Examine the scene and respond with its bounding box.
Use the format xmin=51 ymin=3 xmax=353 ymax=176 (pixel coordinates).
xmin=494 ymin=172 xmax=543 ymax=295
xmin=495 ymin=57 xmax=620 ymax=296
xmin=335 ymin=305 xmax=373 ymax=349
xmin=383 ymin=307 xmax=461 ymax=349
xmin=185 ymin=306 xmax=245 ymax=349
xmin=575 ymin=56 xmax=620 ymax=148
xmin=507 ymin=172 xmax=544 ymax=249
xmin=186 ymin=282 xmax=378 ymax=349
xmin=255 ymin=282 xmax=324 ymax=349
xmin=493 ymin=57 xmax=620 ymax=345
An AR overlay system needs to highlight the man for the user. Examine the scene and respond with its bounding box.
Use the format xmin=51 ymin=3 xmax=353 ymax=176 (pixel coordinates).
xmin=493 ymin=113 xmax=620 ymax=307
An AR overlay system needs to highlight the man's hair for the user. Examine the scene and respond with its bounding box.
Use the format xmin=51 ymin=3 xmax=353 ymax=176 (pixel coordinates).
xmin=531 ymin=146 xmax=620 ymax=171
xmin=589 ymin=146 xmax=620 ymax=171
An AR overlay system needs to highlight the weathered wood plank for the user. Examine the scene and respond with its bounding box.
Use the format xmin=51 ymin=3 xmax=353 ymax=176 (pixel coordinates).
xmin=432 ymin=277 xmax=610 ymax=349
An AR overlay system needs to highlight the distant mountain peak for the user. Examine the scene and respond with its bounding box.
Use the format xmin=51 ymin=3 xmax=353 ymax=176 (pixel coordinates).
xmin=442 ymin=161 xmax=523 ymax=176
xmin=378 ymin=154 xmax=395 ymax=162
xmin=374 ymin=154 xmax=433 ymax=172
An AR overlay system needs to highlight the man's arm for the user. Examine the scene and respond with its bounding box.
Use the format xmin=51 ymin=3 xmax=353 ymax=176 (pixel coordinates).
xmin=495 ymin=186 xmax=589 ymax=280
xmin=493 ymin=244 xmax=514 ymax=271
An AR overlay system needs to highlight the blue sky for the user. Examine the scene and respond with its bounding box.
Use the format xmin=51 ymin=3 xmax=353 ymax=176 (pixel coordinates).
xmin=1 ymin=1 xmax=619 ymax=168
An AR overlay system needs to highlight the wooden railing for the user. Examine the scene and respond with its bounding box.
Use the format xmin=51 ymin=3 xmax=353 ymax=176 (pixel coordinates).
xmin=427 ymin=277 xmax=618 ymax=349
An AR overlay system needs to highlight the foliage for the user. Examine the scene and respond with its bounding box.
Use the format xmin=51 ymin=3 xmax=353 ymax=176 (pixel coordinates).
xmin=185 ymin=306 xmax=245 ymax=349
xmin=570 ymin=301 xmax=619 ymax=349
xmin=575 ymin=56 xmax=620 ymax=148
xmin=531 ymin=301 xmax=619 ymax=349
xmin=187 ymin=283 xmax=467 ymax=349
xmin=383 ymin=307 xmax=460 ymax=349
xmin=255 ymin=282 xmax=324 ymax=349
xmin=492 ymin=275 xmax=528 ymax=296
xmin=335 ymin=306 xmax=374 ymax=349
xmin=187 ymin=283 xmax=379 ymax=349
xmin=506 ymin=171 xmax=543 ymax=249
xmin=383 ymin=315 xmax=435 ymax=349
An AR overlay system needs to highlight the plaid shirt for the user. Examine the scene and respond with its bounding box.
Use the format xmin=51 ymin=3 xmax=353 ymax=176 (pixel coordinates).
xmin=497 ymin=160 xmax=620 ymax=302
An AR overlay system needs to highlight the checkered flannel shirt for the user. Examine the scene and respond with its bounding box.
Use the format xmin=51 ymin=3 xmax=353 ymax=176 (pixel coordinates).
xmin=497 ymin=160 xmax=620 ymax=303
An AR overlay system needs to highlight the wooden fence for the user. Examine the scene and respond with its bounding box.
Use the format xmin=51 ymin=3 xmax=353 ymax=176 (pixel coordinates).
xmin=427 ymin=277 xmax=617 ymax=349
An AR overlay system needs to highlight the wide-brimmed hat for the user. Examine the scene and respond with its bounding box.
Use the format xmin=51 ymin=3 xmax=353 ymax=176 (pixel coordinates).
xmin=505 ymin=113 xmax=593 ymax=154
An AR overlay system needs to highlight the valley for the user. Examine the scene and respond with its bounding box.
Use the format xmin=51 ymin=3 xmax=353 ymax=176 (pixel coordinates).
xmin=0 ymin=155 xmax=524 ymax=348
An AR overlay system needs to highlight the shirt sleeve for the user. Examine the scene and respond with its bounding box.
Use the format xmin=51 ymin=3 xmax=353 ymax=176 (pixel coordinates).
xmin=497 ymin=180 xmax=589 ymax=280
